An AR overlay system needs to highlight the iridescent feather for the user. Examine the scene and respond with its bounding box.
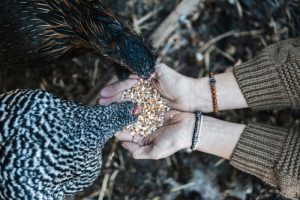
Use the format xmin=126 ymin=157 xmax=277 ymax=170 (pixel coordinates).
xmin=0 ymin=0 xmax=155 ymax=78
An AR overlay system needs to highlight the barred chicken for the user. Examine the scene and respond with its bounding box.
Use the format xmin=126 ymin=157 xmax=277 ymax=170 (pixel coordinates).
xmin=0 ymin=89 xmax=138 ymax=199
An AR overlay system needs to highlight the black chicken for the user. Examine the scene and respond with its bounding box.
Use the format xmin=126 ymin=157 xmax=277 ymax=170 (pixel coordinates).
xmin=0 ymin=0 xmax=155 ymax=78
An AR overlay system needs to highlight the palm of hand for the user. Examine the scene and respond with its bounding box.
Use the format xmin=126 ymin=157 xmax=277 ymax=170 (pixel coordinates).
xmin=151 ymin=64 xmax=197 ymax=112
xmin=150 ymin=112 xmax=195 ymax=159
xmin=116 ymin=111 xmax=195 ymax=160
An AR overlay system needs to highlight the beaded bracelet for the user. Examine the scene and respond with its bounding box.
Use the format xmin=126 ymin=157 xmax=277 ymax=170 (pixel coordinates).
xmin=190 ymin=111 xmax=203 ymax=151
xmin=208 ymin=72 xmax=218 ymax=113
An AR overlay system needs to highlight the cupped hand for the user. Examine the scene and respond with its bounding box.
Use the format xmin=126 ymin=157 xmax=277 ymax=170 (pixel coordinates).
xmin=150 ymin=63 xmax=200 ymax=112
xmin=99 ymin=64 xmax=202 ymax=112
xmin=115 ymin=110 xmax=195 ymax=160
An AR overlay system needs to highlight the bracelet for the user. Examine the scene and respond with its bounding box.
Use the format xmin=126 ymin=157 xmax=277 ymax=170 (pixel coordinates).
xmin=190 ymin=111 xmax=203 ymax=150
xmin=208 ymin=72 xmax=218 ymax=113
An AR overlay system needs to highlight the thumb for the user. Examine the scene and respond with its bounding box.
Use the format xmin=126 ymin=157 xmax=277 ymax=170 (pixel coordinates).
xmin=151 ymin=63 xmax=177 ymax=80
xmin=151 ymin=63 xmax=168 ymax=80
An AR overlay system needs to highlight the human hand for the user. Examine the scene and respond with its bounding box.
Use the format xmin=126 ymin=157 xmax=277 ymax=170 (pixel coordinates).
xmin=99 ymin=64 xmax=203 ymax=112
xmin=115 ymin=110 xmax=195 ymax=159
xmin=149 ymin=64 xmax=204 ymax=112
xmin=116 ymin=110 xmax=246 ymax=160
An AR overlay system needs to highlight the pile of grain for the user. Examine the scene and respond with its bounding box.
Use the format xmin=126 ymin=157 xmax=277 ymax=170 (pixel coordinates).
xmin=122 ymin=79 xmax=169 ymax=136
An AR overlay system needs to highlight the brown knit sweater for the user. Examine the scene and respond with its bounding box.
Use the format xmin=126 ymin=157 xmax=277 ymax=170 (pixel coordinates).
xmin=231 ymin=38 xmax=300 ymax=199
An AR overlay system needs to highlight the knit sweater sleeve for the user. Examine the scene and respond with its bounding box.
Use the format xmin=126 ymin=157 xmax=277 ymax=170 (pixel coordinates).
xmin=230 ymin=124 xmax=300 ymax=199
xmin=230 ymin=39 xmax=300 ymax=199
xmin=233 ymin=38 xmax=300 ymax=110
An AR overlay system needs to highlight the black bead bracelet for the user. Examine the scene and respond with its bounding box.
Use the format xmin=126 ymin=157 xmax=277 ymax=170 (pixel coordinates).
xmin=190 ymin=111 xmax=203 ymax=150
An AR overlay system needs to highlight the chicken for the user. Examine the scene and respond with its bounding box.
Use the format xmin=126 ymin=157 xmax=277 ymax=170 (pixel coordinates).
xmin=0 ymin=0 xmax=155 ymax=78
xmin=0 ymin=89 xmax=138 ymax=200
xmin=0 ymin=1 xmax=153 ymax=198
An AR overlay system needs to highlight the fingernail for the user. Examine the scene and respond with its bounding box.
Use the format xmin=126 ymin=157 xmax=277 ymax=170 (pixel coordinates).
xmin=128 ymin=79 xmax=138 ymax=86
xmin=129 ymin=74 xmax=139 ymax=79
xmin=121 ymin=142 xmax=128 ymax=149
xmin=100 ymin=89 xmax=108 ymax=97
xmin=98 ymin=98 xmax=107 ymax=105
xmin=148 ymin=73 xmax=155 ymax=81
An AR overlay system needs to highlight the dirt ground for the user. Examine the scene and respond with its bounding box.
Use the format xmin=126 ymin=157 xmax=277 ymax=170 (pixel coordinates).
xmin=1 ymin=0 xmax=299 ymax=199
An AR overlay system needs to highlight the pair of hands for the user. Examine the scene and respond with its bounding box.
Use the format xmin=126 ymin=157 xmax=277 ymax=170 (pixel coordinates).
xmin=99 ymin=64 xmax=207 ymax=159
xmin=98 ymin=64 xmax=247 ymax=160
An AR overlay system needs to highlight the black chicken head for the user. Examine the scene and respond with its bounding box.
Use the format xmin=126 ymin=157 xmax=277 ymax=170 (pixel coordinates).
xmin=37 ymin=0 xmax=156 ymax=79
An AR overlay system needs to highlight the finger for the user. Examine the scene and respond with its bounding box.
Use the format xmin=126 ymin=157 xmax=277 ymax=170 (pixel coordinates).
xmin=114 ymin=130 xmax=122 ymax=137
xmin=115 ymin=131 xmax=145 ymax=145
xmin=115 ymin=131 xmax=133 ymax=141
xmin=100 ymin=78 xmax=138 ymax=98
xmin=150 ymin=63 xmax=171 ymax=90
xmin=98 ymin=94 xmax=122 ymax=105
xmin=129 ymin=74 xmax=139 ymax=79
xmin=152 ymin=63 xmax=169 ymax=79
xmin=121 ymin=142 xmax=155 ymax=159
xmin=150 ymin=64 xmax=162 ymax=80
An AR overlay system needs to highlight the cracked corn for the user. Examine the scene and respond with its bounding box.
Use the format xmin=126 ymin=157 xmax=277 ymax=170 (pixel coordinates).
xmin=122 ymin=79 xmax=169 ymax=136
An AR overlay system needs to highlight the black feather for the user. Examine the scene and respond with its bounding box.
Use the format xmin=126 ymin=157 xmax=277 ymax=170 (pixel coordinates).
xmin=0 ymin=0 xmax=155 ymax=78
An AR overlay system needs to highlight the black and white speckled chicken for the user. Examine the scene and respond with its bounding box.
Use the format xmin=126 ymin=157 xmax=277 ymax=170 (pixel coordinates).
xmin=0 ymin=0 xmax=155 ymax=78
xmin=0 ymin=89 xmax=138 ymax=200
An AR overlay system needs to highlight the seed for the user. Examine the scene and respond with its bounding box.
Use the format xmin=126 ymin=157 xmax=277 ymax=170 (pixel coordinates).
xmin=122 ymin=79 xmax=169 ymax=136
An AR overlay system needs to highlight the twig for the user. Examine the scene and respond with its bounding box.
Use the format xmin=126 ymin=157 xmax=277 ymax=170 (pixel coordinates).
xmin=156 ymin=31 xmax=180 ymax=63
xmin=104 ymin=139 xmax=118 ymax=168
xmin=136 ymin=7 xmax=162 ymax=27
xmin=117 ymin=149 xmax=126 ymax=170
xmin=214 ymin=47 xmax=235 ymax=62
xmin=98 ymin=173 xmax=110 ymax=200
xmin=214 ymin=158 xmax=225 ymax=167
xmin=235 ymin=0 xmax=243 ymax=18
xmin=199 ymin=29 xmax=265 ymax=53
xmin=150 ymin=0 xmax=202 ymax=49
xmin=171 ymin=182 xmax=195 ymax=192
xmin=107 ymin=169 xmax=120 ymax=199
xmin=204 ymin=45 xmax=215 ymax=71
xmin=91 ymin=58 xmax=100 ymax=86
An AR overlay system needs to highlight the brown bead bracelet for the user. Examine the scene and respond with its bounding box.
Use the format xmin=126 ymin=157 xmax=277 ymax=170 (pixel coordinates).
xmin=208 ymin=72 xmax=218 ymax=113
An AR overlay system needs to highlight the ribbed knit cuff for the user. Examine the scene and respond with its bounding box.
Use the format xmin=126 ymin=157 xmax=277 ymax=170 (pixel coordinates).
xmin=233 ymin=50 xmax=289 ymax=110
xmin=230 ymin=123 xmax=288 ymax=186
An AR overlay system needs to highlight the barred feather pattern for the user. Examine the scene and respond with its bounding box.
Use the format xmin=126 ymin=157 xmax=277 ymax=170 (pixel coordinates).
xmin=0 ymin=89 xmax=137 ymax=200
xmin=0 ymin=0 xmax=155 ymax=78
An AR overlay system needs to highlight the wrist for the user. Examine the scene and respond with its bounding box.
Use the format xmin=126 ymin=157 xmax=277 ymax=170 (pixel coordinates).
xmin=180 ymin=112 xmax=197 ymax=150
xmin=196 ymin=116 xmax=246 ymax=159
xmin=190 ymin=71 xmax=248 ymax=113
xmin=190 ymin=77 xmax=213 ymax=112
